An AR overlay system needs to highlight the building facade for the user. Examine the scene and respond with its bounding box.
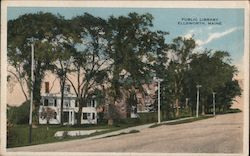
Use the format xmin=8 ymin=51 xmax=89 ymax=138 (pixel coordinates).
xmin=38 ymin=83 xmax=97 ymax=125
xmin=38 ymin=81 xmax=158 ymax=125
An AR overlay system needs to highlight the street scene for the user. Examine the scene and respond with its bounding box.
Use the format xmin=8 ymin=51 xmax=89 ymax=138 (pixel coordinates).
xmin=9 ymin=111 xmax=243 ymax=153
xmin=4 ymin=3 xmax=246 ymax=155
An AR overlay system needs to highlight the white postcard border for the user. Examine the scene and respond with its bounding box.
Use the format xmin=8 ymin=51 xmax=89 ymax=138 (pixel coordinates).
xmin=1 ymin=1 xmax=249 ymax=156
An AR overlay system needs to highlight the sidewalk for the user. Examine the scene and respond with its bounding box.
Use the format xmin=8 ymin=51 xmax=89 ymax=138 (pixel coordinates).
xmin=74 ymin=116 xmax=195 ymax=141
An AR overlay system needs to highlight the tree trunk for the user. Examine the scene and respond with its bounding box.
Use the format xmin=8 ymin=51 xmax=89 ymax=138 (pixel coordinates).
xmin=175 ymin=98 xmax=179 ymax=117
xmin=206 ymin=106 xmax=209 ymax=114
xmin=172 ymin=103 xmax=175 ymax=118
xmin=202 ymin=104 xmax=205 ymax=115
xmin=108 ymin=119 xmax=113 ymax=126
xmin=33 ymin=63 xmax=43 ymax=125
xmin=77 ymin=106 xmax=82 ymax=125
xmin=60 ymin=79 xmax=65 ymax=126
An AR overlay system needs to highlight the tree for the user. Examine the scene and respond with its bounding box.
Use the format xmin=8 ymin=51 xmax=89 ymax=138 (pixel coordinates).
xmin=167 ymin=37 xmax=196 ymax=117
xmin=188 ymin=50 xmax=239 ymax=114
xmin=50 ymin=17 xmax=76 ymax=125
xmin=7 ymin=101 xmax=30 ymax=124
xmin=40 ymin=107 xmax=57 ymax=124
xmin=126 ymin=90 xmax=138 ymax=117
xmin=106 ymin=103 xmax=121 ymax=126
xmin=8 ymin=12 xmax=64 ymax=120
xmin=216 ymin=80 xmax=241 ymax=112
xmin=67 ymin=13 xmax=110 ymax=125
xmin=106 ymin=12 xmax=168 ymax=123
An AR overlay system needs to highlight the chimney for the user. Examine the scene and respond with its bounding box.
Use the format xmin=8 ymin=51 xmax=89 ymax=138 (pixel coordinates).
xmin=45 ymin=82 xmax=49 ymax=93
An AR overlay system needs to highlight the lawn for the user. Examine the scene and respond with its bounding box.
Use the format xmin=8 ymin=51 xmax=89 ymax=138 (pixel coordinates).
xmin=7 ymin=123 xmax=139 ymax=148
xmin=7 ymin=111 xmax=195 ymax=148
xmin=7 ymin=112 xmax=158 ymax=148
xmin=149 ymin=115 xmax=213 ymax=128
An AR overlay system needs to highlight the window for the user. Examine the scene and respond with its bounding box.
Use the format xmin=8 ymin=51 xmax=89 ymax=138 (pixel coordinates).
xmin=49 ymin=99 xmax=54 ymax=106
xmin=45 ymin=82 xmax=49 ymax=93
xmin=82 ymin=113 xmax=87 ymax=120
xmin=63 ymin=112 xmax=69 ymax=123
xmin=75 ymin=100 xmax=78 ymax=107
xmin=44 ymin=99 xmax=48 ymax=106
xmin=54 ymin=112 xmax=57 ymax=119
xmin=64 ymin=85 xmax=70 ymax=94
xmin=92 ymin=113 xmax=95 ymax=120
xmin=64 ymin=100 xmax=70 ymax=107
xmin=92 ymin=100 xmax=95 ymax=107
xmin=87 ymin=99 xmax=95 ymax=107
xmin=54 ymin=99 xmax=57 ymax=107
xmin=87 ymin=113 xmax=91 ymax=119
xmin=87 ymin=100 xmax=92 ymax=107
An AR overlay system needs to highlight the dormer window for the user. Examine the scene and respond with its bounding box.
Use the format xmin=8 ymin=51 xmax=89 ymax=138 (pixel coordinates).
xmin=86 ymin=99 xmax=96 ymax=107
xmin=64 ymin=84 xmax=70 ymax=94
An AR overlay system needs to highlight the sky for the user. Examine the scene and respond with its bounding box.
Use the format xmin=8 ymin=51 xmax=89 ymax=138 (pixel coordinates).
xmin=7 ymin=7 xmax=244 ymax=105
xmin=8 ymin=7 xmax=244 ymax=65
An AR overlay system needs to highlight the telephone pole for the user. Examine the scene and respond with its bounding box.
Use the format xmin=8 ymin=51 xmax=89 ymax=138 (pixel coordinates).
xmin=196 ymin=84 xmax=202 ymax=118
xmin=29 ymin=37 xmax=34 ymax=144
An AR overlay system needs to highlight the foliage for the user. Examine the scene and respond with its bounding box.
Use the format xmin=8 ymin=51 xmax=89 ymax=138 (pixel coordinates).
xmin=154 ymin=37 xmax=196 ymax=118
xmin=187 ymin=50 xmax=240 ymax=114
xmin=149 ymin=115 xmax=212 ymax=128
xmin=7 ymin=11 xmax=242 ymax=127
xmin=7 ymin=113 xmax=153 ymax=148
xmin=106 ymin=12 xmax=168 ymax=119
xmin=40 ymin=107 xmax=57 ymax=124
xmin=8 ymin=13 xmax=65 ymax=121
xmin=105 ymin=104 xmax=121 ymax=125
xmin=7 ymin=101 xmax=30 ymax=124
xmin=215 ymin=80 xmax=241 ymax=111
xmin=7 ymin=119 xmax=15 ymax=147
xmin=66 ymin=13 xmax=110 ymax=125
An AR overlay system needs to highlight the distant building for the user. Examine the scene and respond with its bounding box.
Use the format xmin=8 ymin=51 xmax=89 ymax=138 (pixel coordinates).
xmin=39 ymin=82 xmax=97 ymax=125
xmin=39 ymin=80 xmax=158 ymax=124
xmin=102 ymin=83 xmax=158 ymax=119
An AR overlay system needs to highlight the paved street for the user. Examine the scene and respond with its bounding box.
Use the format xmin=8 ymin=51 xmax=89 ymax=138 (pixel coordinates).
xmin=9 ymin=112 xmax=243 ymax=153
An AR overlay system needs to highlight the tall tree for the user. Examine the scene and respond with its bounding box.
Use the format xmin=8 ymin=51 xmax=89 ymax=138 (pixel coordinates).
xmin=188 ymin=50 xmax=239 ymax=114
xmin=8 ymin=12 xmax=64 ymax=120
xmin=67 ymin=13 xmax=110 ymax=125
xmin=168 ymin=37 xmax=196 ymax=117
xmin=49 ymin=16 xmax=77 ymax=125
xmin=106 ymin=12 xmax=168 ymax=123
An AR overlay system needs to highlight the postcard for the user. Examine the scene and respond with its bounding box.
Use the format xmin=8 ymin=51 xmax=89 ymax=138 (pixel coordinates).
xmin=1 ymin=1 xmax=249 ymax=156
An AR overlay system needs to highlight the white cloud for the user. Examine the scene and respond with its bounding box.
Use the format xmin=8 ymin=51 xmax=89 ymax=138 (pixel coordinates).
xmin=183 ymin=27 xmax=242 ymax=47
xmin=183 ymin=33 xmax=193 ymax=39
xmin=197 ymin=27 xmax=239 ymax=46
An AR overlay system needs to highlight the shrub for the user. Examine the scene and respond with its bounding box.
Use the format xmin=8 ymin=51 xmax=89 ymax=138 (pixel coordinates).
xmin=7 ymin=101 xmax=30 ymax=124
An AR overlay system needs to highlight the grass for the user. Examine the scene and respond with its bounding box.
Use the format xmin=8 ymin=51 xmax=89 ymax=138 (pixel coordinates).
xmin=7 ymin=124 xmax=126 ymax=148
xmin=206 ymin=108 xmax=242 ymax=115
xmin=224 ymin=108 xmax=242 ymax=114
xmin=7 ymin=115 xmax=154 ymax=148
xmin=7 ymin=112 xmax=162 ymax=148
xmin=7 ymin=110 xmax=223 ymax=148
xmin=149 ymin=115 xmax=213 ymax=128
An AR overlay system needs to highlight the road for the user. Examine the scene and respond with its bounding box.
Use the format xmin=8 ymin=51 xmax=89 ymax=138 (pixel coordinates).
xmin=9 ymin=112 xmax=243 ymax=153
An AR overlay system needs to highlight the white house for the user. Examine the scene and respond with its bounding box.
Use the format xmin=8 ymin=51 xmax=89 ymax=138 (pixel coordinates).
xmin=39 ymin=83 xmax=97 ymax=125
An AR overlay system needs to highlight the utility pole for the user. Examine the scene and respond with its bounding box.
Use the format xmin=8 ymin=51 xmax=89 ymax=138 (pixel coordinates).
xmin=158 ymin=80 xmax=161 ymax=124
xmin=213 ymin=92 xmax=216 ymax=117
xmin=29 ymin=37 xmax=34 ymax=144
xmin=196 ymin=84 xmax=202 ymax=118
xmin=154 ymin=77 xmax=163 ymax=124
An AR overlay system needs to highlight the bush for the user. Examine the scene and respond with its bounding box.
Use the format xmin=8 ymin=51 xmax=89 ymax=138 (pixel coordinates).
xmin=7 ymin=119 xmax=15 ymax=147
xmin=7 ymin=101 xmax=30 ymax=124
